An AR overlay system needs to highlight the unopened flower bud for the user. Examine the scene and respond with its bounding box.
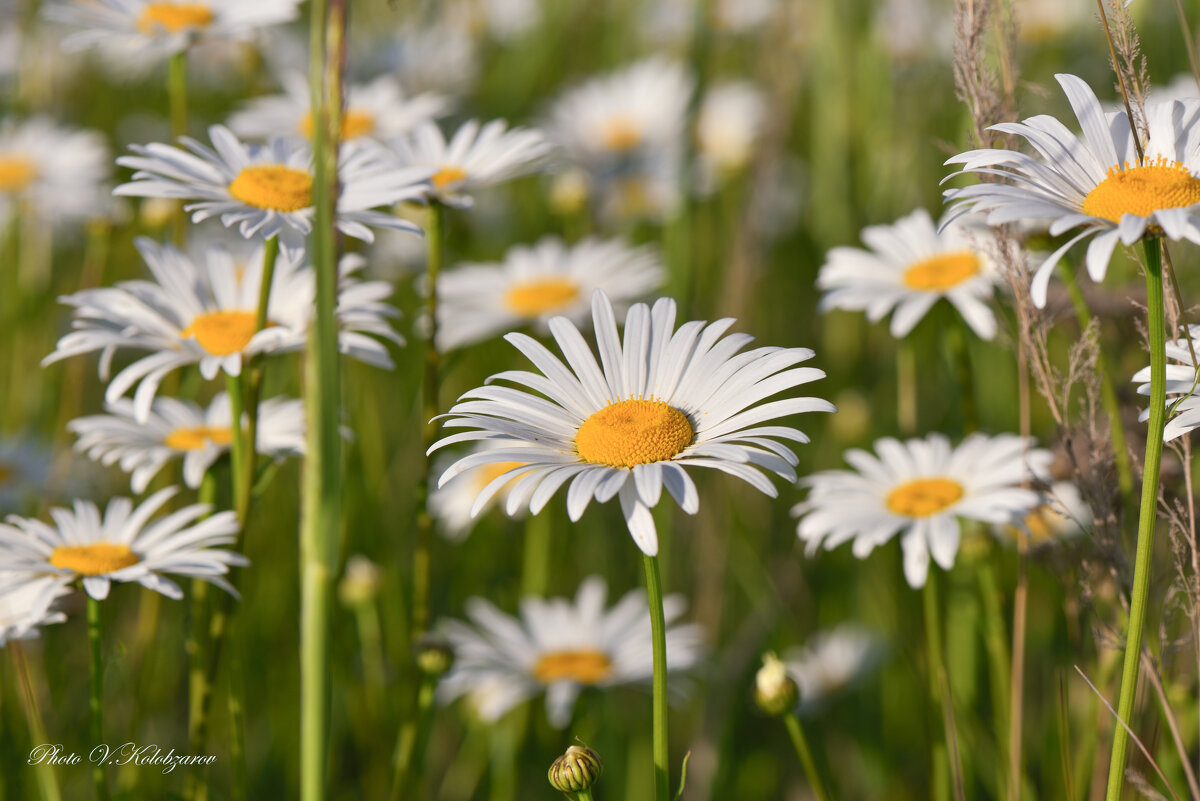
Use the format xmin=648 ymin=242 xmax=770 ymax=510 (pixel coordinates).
xmin=415 ymin=637 xmax=454 ymax=677
xmin=548 ymin=743 xmax=603 ymax=794
xmin=755 ymin=652 xmax=799 ymax=716
xmin=338 ymin=555 xmax=381 ymax=607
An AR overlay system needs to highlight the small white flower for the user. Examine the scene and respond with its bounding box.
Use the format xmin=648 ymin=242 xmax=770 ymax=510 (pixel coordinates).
xmin=783 ymin=625 xmax=885 ymax=709
xmin=795 ymin=433 xmax=1052 ymax=587
xmin=817 ymin=208 xmax=1002 ymax=340
xmin=383 ymin=119 xmax=552 ymax=208
xmin=0 ymin=487 xmax=245 ymax=602
xmin=436 ymin=236 xmax=664 ymax=351
xmin=430 ymin=442 xmax=528 ymax=541
xmin=432 ymin=291 xmax=835 ymax=556
xmin=438 ymin=576 xmax=705 ymax=727
xmin=69 ymin=393 xmax=305 ymax=494
xmin=229 ymin=72 xmax=451 ymax=145
xmin=996 ymin=480 xmax=1090 ymax=545
xmin=114 ymin=125 xmax=430 ymax=258
xmin=43 ymin=0 xmax=304 ymax=59
xmin=0 ymin=583 xmax=71 ymax=648
xmin=945 ymin=73 xmax=1200 ymax=307
xmin=44 ymin=238 xmax=403 ymax=422
xmin=1134 ymin=326 xmax=1200 ymax=441
xmin=0 ymin=117 xmax=110 ymax=228
xmin=696 ymin=81 xmax=767 ymax=175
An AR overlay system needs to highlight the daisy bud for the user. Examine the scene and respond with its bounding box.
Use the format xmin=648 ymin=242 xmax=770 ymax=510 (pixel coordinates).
xmin=415 ymin=637 xmax=454 ymax=677
xmin=755 ymin=652 xmax=799 ymax=717
xmin=548 ymin=744 xmax=603 ymax=794
xmin=337 ymin=555 xmax=381 ymax=607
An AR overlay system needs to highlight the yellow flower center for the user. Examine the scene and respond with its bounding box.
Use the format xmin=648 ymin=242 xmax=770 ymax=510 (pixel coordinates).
xmin=135 ymin=2 xmax=215 ymax=34
xmin=299 ymin=109 xmax=376 ymax=141
xmin=503 ymin=278 xmax=581 ymax=317
xmin=1081 ymin=158 xmax=1200 ymax=224
xmin=885 ymin=477 xmax=965 ymax=517
xmin=0 ymin=156 xmax=36 ymax=192
xmin=575 ymin=399 xmax=694 ymax=468
xmin=431 ymin=165 xmax=467 ymax=190
xmin=180 ymin=310 xmax=259 ymax=356
xmin=473 ymin=461 xmax=526 ymax=493
xmin=531 ymin=648 xmax=613 ymax=685
xmin=902 ymin=252 xmax=980 ymax=292
xmin=228 ymin=165 xmax=313 ymax=212
xmin=1022 ymin=507 xmax=1057 ymax=543
xmin=164 ymin=425 xmax=234 ymax=451
xmin=49 ymin=543 xmax=139 ymax=576
xmin=602 ymin=116 xmax=643 ymax=151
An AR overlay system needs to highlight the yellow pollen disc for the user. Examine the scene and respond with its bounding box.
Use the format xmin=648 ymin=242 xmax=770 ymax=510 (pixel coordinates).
xmin=180 ymin=310 xmax=258 ymax=356
xmin=902 ymin=251 xmax=980 ymax=292
xmin=473 ymin=461 xmax=526 ymax=493
xmin=135 ymin=2 xmax=214 ymax=34
xmin=299 ymin=109 xmax=376 ymax=140
xmin=885 ymin=477 xmax=965 ymax=518
xmin=575 ymin=399 xmax=694 ymax=468
xmin=228 ymin=165 xmax=313 ymax=212
xmin=602 ymin=116 xmax=643 ymax=151
xmin=531 ymin=649 xmax=613 ymax=685
xmin=49 ymin=543 xmax=139 ymax=576
xmin=0 ymin=156 xmax=36 ymax=192
xmin=1023 ymin=507 xmax=1056 ymax=543
xmin=503 ymin=278 xmax=581 ymax=317
xmin=1081 ymin=158 xmax=1200 ymax=224
xmin=164 ymin=425 xmax=234 ymax=451
xmin=431 ymin=165 xmax=467 ymax=190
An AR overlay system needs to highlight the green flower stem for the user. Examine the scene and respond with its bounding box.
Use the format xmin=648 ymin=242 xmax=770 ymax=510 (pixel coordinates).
xmin=976 ymin=560 xmax=1012 ymax=798
xmin=12 ymin=645 xmax=63 ymax=801
xmin=782 ymin=711 xmax=831 ymax=801
xmin=642 ymin=553 xmax=670 ymax=801
xmin=228 ymin=635 xmax=247 ymax=801
xmin=390 ymin=674 xmax=437 ymax=800
xmin=574 ymin=789 xmax=596 ymax=801
xmin=923 ymin=571 xmax=953 ymax=801
xmin=1059 ymin=260 xmax=1134 ymax=504
xmin=184 ymin=474 xmax=217 ymax=801
xmin=87 ymin=594 xmax=109 ymax=801
xmin=413 ymin=199 xmax=446 ymax=642
xmin=521 ymin=510 xmax=552 ymax=597
xmin=234 ymin=235 xmax=280 ymax=522
xmin=168 ymin=51 xmax=188 ymax=244
xmin=1104 ymin=236 xmax=1168 ymax=801
xmin=897 ymin=337 xmax=917 ymax=435
xmin=300 ymin=0 xmax=345 ymax=797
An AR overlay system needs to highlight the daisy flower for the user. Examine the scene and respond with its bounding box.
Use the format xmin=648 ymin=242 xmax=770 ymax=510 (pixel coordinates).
xmin=430 ymin=442 xmax=528 ymax=541
xmin=0 ymin=487 xmax=245 ymax=602
xmin=438 ymin=576 xmax=704 ymax=727
xmin=795 ymin=433 xmax=1052 ymax=587
xmin=382 ymin=119 xmax=552 ymax=208
xmin=436 ymin=236 xmax=664 ymax=351
xmin=995 ymin=480 xmax=1090 ymax=545
xmin=944 ymin=73 xmax=1200 ymax=307
xmin=0 ymin=583 xmax=71 ymax=648
xmin=783 ymin=625 xmax=885 ymax=710
xmin=228 ymin=72 xmax=451 ymax=145
xmin=696 ymin=81 xmax=767 ymax=176
xmin=69 ymin=393 xmax=305 ymax=494
xmin=432 ymin=291 xmax=835 ymax=555
xmin=44 ymin=238 xmax=403 ymax=422
xmin=547 ymin=56 xmax=692 ymax=169
xmin=1134 ymin=325 xmax=1200 ymax=441
xmin=817 ymin=208 xmax=1001 ymax=339
xmin=43 ymin=0 xmax=303 ymax=58
xmin=114 ymin=125 xmax=430 ymax=257
xmin=0 ymin=117 xmax=110 ymax=229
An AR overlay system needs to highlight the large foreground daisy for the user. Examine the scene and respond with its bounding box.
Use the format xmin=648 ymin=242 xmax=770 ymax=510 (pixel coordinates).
xmin=794 ymin=433 xmax=1051 ymax=587
xmin=0 ymin=487 xmax=244 ymax=602
xmin=817 ymin=208 xmax=1001 ymax=339
xmin=944 ymin=73 xmax=1200 ymax=306
xmin=44 ymin=239 xmax=402 ymax=422
xmin=114 ymin=125 xmax=430 ymax=257
xmin=69 ymin=393 xmax=306 ymax=493
xmin=436 ymin=236 xmax=664 ymax=351
xmin=432 ymin=291 xmax=835 ymax=555
xmin=438 ymin=576 xmax=704 ymax=727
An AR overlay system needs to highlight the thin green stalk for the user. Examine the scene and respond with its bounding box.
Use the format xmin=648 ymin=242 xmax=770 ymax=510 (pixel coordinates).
xmin=12 ymin=645 xmax=62 ymax=801
xmin=643 ymin=553 xmax=670 ymax=801
xmin=782 ymin=711 xmax=831 ymax=801
xmin=574 ymin=789 xmax=596 ymax=801
xmin=353 ymin=599 xmax=387 ymax=700
xmin=945 ymin=318 xmax=978 ymax=434
xmin=226 ymin=374 xmax=246 ymax=510
xmin=1008 ymin=535 xmax=1029 ymax=801
xmin=1170 ymin=0 xmax=1200 ymax=92
xmin=521 ymin=510 xmax=552 ymax=597
xmin=897 ymin=338 xmax=917 ymax=435
xmin=235 ymin=236 xmax=280 ymax=521
xmin=87 ymin=594 xmax=109 ymax=801
xmin=1103 ymin=237 xmax=1167 ymax=801
xmin=923 ymin=571 xmax=959 ymax=801
xmin=413 ymin=199 xmax=446 ymax=642
xmin=168 ymin=51 xmax=188 ymax=245
xmin=299 ymin=0 xmax=345 ymax=797
xmin=390 ymin=675 xmax=437 ymax=800
xmin=1060 ymin=261 xmax=1134 ymax=503
xmin=228 ymin=635 xmax=247 ymax=801
xmin=977 ymin=561 xmax=1012 ymax=799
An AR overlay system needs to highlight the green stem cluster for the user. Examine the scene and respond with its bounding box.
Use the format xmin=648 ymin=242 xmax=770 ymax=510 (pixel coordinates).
xmin=783 ymin=712 xmax=831 ymax=801
xmin=1103 ymin=237 xmax=1168 ymax=801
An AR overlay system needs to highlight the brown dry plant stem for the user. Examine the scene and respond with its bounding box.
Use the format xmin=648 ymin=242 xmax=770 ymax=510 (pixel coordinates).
xmin=1140 ymin=650 xmax=1200 ymax=800
xmin=1171 ymin=0 xmax=1200 ymax=92
xmin=1008 ymin=533 xmax=1029 ymax=801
